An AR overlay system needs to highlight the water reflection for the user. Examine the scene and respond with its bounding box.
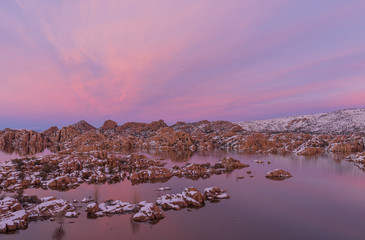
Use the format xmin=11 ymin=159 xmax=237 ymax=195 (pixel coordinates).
xmin=0 ymin=148 xmax=53 ymax=163
xmin=145 ymin=150 xmax=194 ymax=162
xmin=0 ymin=145 xmax=46 ymax=157
xmin=140 ymin=150 xmax=357 ymax=177
xmin=93 ymin=185 xmax=100 ymax=204
xmin=12 ymin=150 xmax=365 ymax=240
xmin=329 ymin=152 xmax=351 ymax=162
xmin=129 ymin=215 xmax=140 ymax=234
xmin=52 ymin=218 xmax=66 ymax=240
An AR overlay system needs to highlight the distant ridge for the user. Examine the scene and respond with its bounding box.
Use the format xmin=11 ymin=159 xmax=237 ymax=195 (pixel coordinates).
xmin=235 ymin=108 xmax=365 ymax=135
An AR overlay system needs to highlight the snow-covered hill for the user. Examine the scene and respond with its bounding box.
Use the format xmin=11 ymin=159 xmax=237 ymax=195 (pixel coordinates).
xmin=235 ymin=109 xmax=365 ymax=135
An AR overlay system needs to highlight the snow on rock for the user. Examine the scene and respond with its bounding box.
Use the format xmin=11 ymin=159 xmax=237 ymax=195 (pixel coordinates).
xmin=235 ymin=108 xmax=365 ymax=135
xmin=0 ymin=196 xmax=76 ymax=233
xmin=86 ymin=199 xmax=164 ymax=223
xmin=170 ymin=163 xmax=212 ymax=179
xmin=170 ymin=157 xmax=249 ymax=180
xmin=346 ymin=153 xmax=365 ymax=170
xmin=156 ymin=194 xmax=187 ymax=210
xmin=86 ymin=203 xmax=99 ymax=215
xmin=129 ymin=166 xmax=172 ymax=183
xmin=0 ymin=198 xmax=28 ymax=233
xmin=86 ymin=200 xmax=137 ymax=217
xmin=26 ymin=196 xmax=76 ymax=219
xmin=0 ymin=152 xmax=167 ymax=193
xmin=254 ymin=160 xmax=264 ymax=164
xmin=65 ymin=211 xmax=78 ymax=218
xmin=156 ymin=187 xmax=206 ymax=210
xmin=81 ymin=197 xmax=94 ymax=203
xmin=132 ymin=202 xmax=164 ymax=222
xmin=181 ymin=187 xmax=205 ymax=207
xmin=157 ymin=187 xmax=230 ymax=210
xmin=0 ymin=209 xmax=28 ymax=233
xmin=204 ymin=187 xmax=230 ymax=201
xmin=157 ymin=187 xmax=171 ymax=191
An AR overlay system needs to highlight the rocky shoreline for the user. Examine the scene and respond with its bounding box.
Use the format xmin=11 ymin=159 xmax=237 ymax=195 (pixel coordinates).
xmin=1 ymin=120 xmax=364 ymax=157
xmin=1 ymin=119 xmax=364 ymax=234
xmin=1 ymin=119 xmax=364 ymax=176
xmin=0 ymin=151 xmax=249 ymax=192
xmin=0 ymin=147 xmax=251 ymax=233
xmin=0 ymin=147 xmax=293 ymax=233
xmin=0 ymin=196 xmax=76 ymax=233
xmin=0 ymin=186 xmax=230 ymax=233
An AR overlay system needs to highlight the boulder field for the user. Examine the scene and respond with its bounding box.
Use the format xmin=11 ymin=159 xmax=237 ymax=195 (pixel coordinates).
xmin=1 ymin=119 xmax=364 ymax=157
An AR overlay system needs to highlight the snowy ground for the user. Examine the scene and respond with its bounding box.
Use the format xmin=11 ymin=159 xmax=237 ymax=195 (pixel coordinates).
xmin=235 ymin=109 xmax=365 ymax=135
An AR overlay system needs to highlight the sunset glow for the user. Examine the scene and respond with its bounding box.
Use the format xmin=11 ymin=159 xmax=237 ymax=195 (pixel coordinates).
xmin=1 ymin=0 xmax=365 ymax=130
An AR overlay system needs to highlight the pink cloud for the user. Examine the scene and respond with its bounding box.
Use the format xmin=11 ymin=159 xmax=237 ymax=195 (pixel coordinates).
xmin=0 ymin=0 xmax=364 ymax=129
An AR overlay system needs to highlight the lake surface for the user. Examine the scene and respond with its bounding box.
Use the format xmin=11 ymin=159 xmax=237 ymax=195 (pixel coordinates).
xmin=2 ymin=150 xmax=365 ymax=240
xmin=0 ymin=149 xmax=53 ymax=163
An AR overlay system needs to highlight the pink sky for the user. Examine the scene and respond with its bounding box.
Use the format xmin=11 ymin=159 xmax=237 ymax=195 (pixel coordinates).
xmin=1 ymin=0 xmax=365 ymax=130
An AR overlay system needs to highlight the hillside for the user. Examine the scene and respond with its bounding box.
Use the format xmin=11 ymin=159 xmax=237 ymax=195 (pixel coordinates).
xmin=235 ymin=109 xmax=365 ymax=135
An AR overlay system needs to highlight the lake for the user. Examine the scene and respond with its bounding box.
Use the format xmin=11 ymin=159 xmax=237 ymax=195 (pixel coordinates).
xmin=2 ymin=150 xmax=365 ymax=240
xmin=0 ymin=149 xmax=53 ymax=163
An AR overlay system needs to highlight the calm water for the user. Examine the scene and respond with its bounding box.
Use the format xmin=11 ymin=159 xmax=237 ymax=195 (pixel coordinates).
xmin=2 ymin=150 xmax=365 ymax=240
xmin=0 ymin=149 xmax=53 ymax=163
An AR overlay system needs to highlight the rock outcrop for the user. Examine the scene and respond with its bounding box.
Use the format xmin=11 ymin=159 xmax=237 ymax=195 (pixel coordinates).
xmin=0 ymin=196 xmax=76 ymax=233
xmin=26 ymin=196 xmax=76 ymax=219
xmin=130 ymin=166 xmax=172 ymax=183
xmin=0 ymin=198 xmax=28 ymax=233
xmin=132 ymin=202 xmax=165 ymax=222
xmin=156 ymin=187 xmax=204 ymax=210
xmin=86 ymin=200 xmax=164 ymax=223
xmin=99 ymin=120 xmax=118 ymax=134
xmin=156 ymin=187 xmax=229 ymax=210
xmin=116 ymin=120 xmax=167 ymax=137
xmin=346 ymin=152 xmax=365 ymax=170
xmin=213 ymin=157 xmax=250 ymax=170
xmin=71 ymin=120 xmax=96 ymax=133
xmin=42 ymin=126 xmax=59 ymax=139
xmin=204 ymin=187 xmax=230 ymax=201
xmin=57 ymin=120 xmax=96 ymax=143
xmin=0 ymin=129 xmax=47 ymax=155
xmin=265 ymin=169 xmax=292 ymax=180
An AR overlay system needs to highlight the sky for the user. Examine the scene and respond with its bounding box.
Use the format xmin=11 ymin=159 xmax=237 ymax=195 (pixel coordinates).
xmin=1 ymin=0 xmax=365 ymax=130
